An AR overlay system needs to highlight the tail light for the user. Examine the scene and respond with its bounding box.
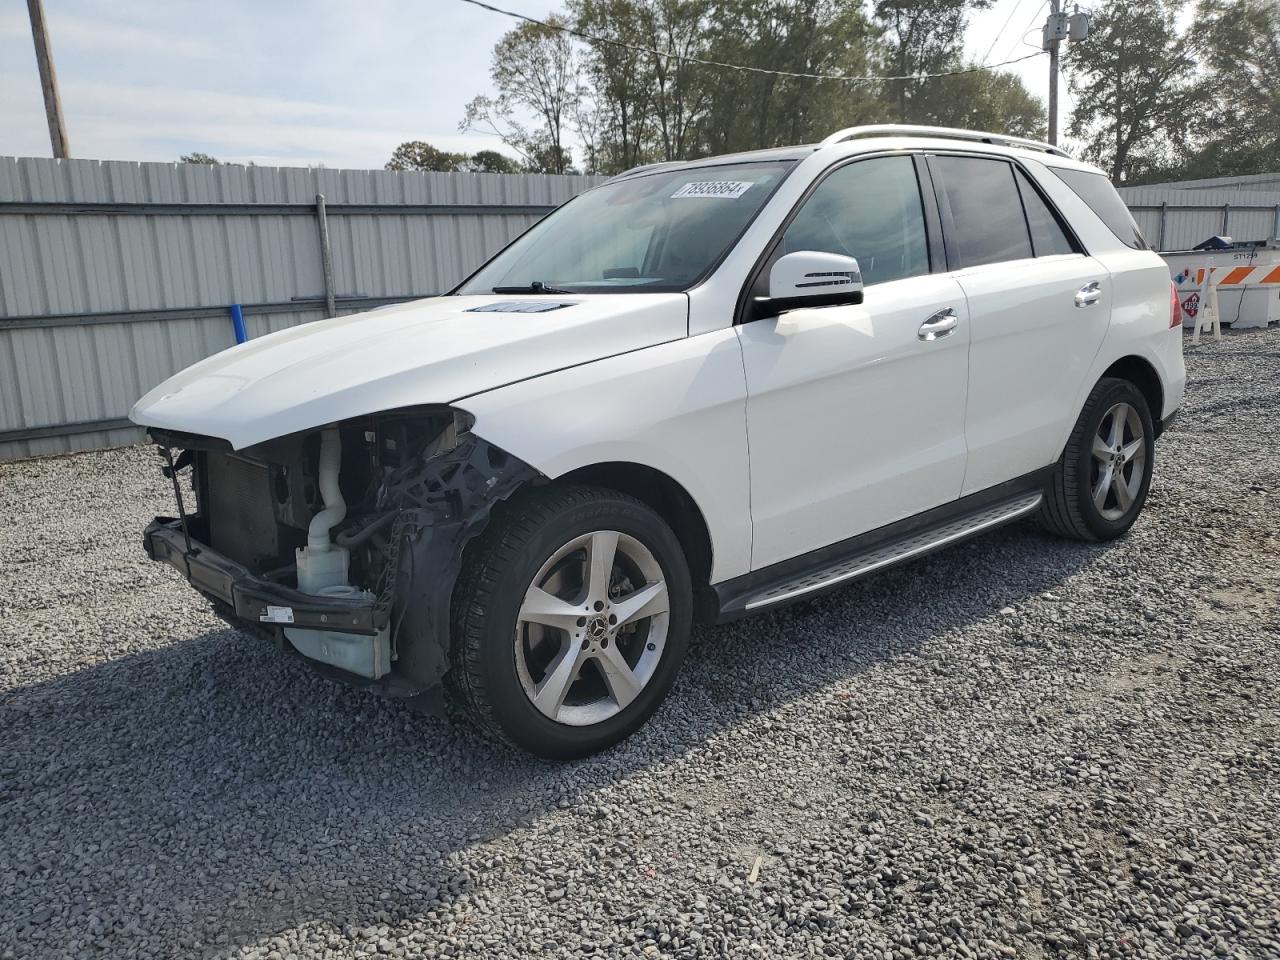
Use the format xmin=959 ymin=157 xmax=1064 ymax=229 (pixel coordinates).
xmin=1170 ymin=282 xmax=1182 ymax=328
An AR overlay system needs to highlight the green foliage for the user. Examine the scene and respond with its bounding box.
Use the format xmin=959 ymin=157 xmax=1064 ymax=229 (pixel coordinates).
xmin=873 ymin=0 xmax=992 ymax=123
xmin=569 ymin=0 xmax=658 ymax=171
xmin=385 ymin=142 xmax=523 ymax=174
xmin=385 ymin=141 xmax=471 ymax=172
xmin=1064 ymin=0 xmax=1200 ymax=184
xmin=461 ymin=18 xmax=578 ymax=173
xmin=468 ymin=150 xmax=521 ymax=174
xmin=469 ymin=0 xmax=1041 ymax=174
xmin=178 ymin=153 xmax=219 ymax=165
xmin=908 ymin=68 xmax=1046 ymax=139
xmin=1171 ymin=0 xmax=1280 ymax=180
xmin=1061 ymin=0 xmax=1280 ymax=184
xmin=698 ymin=0 xmax=884 ymax=155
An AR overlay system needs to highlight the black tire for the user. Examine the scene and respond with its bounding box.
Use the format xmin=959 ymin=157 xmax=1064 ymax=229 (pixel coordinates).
xmin=448 ymin=484 xmax=693 ymax=759
xmin=1038 ymin=377 xmax=1155 ymax=542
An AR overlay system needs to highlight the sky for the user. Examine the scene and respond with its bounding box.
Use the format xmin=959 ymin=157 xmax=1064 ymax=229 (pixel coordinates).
xmin=1 ymin=0 xmax=1075 ymax=171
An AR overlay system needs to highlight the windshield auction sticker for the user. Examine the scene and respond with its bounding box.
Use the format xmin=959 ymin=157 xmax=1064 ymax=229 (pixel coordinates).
xmin=671 ymin=181 xmax=754 ymax=199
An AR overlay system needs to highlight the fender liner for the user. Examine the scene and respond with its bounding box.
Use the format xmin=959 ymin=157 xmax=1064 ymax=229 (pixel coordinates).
xmin=380 ymin=433 xmax=543 ymax=690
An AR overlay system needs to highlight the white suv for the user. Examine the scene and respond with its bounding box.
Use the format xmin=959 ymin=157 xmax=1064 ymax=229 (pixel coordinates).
xmin=133 ymin=125 xmax=1185 ymax=758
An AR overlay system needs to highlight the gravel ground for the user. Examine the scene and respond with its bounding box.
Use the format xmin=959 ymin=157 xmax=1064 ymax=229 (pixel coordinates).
xmin=2 ymin=329 xmax=1278 ymax=960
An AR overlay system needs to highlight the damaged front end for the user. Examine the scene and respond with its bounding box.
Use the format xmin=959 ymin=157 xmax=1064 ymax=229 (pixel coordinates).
xmin=143 ymin=407 xmax=540 ymax=699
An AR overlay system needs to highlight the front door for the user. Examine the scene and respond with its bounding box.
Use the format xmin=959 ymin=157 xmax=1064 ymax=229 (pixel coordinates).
xmin=737 ymin=155 xmax=971 ymax=570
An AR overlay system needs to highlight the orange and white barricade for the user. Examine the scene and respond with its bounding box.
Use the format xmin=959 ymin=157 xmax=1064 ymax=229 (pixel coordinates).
xmin=1169 ymin=254 xmax=1280 ymax=343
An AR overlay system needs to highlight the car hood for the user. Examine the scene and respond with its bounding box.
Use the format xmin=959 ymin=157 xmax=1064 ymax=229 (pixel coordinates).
xmin=130 ymin=293 xmax=688 ymax=449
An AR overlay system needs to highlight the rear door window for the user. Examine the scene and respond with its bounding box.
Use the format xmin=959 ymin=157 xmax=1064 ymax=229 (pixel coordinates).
xmin=930 ymin=156 xmax=1033 ymax=268
xmin=1048 ymin=167 xmax=1149 ymax=249
xmin=1015 ymin=168 xmax=1079 ymax=257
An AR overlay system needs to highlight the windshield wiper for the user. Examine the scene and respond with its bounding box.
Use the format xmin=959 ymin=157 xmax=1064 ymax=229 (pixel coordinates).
xmin=492 ymin=281 xmax=574 ymax=295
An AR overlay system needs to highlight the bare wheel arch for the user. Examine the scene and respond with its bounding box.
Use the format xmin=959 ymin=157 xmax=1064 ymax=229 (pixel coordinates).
xmin=558 ymin=462 xmax=714 ymax=593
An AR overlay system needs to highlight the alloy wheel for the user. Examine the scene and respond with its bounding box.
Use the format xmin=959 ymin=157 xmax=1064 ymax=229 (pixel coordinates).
xmin=514 ymin=530 xmax=670 ymax=726
xmin=1090 ymin=401 xmax=1146 ymax=522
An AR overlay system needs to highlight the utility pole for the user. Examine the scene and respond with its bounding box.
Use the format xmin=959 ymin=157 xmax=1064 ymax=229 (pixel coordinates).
xmin=1043 ymin=4 xmax=1090 ymax=147
xmin=26 ymin=0 xmax=70 ymax=158
xmin=1047 ymin=0 xmax=1062 ymax=146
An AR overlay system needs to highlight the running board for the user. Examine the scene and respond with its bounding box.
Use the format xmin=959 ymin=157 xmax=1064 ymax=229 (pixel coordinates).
xmin=723 ymin=491 xmax=1043 ymax=617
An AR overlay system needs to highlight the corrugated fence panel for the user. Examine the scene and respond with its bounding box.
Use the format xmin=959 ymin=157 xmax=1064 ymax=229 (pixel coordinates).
xmin=1227 ymin=210 xmax=1276 ymax=244
xmin=0 ymin=156 xmax=604 ymax=460
xmin=6 ymin=154 xmax=1277 ymax=461
xmin=1119 ymin=184 xmax=1280 ymax=250
xmin=1132 ymin=209 xmax=1160 ymax=245
xmin=1171 ymin=211 xmax=1230 ymax=251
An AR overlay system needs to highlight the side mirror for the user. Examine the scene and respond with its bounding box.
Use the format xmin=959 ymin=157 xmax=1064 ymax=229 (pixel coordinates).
xmin=756 ymin=250 xmax=864 ymax=317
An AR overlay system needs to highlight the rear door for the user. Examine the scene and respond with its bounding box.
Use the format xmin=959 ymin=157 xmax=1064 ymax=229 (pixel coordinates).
xmin=927 ymin=154 xmax=1112 ymax=496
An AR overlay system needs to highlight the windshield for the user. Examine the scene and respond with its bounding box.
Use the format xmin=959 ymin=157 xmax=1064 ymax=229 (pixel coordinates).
xmin=455 ymin=161 xmax=794 ymax=295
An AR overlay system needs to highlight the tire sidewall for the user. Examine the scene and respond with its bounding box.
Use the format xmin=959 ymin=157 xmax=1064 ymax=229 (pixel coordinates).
xmin=1072 ymin=380 xmax=1155 ymax=539
xmin=473 ymin=495 xmax=693 ymax=760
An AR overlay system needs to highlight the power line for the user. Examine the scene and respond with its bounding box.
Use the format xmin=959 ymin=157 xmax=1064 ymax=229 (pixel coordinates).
xmin=457 ymin=0 xmax=1046 ymax=84
xmin=1014 ymin=0 xmax=1050 ymax=58
xmin=983 ymin=0 xmax=1031 ymax=65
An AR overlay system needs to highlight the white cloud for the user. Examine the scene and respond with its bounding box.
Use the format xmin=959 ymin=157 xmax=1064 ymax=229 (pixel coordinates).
xmin=60 ymin=18 xmax=221 ymax=60
xmin=0 ymin=71 xmax=516 ymax=168
xmin=0 ymin=0 xmax=526 ymax=168
xmin=0 ymin=9 xmax=28 ymax=37
xmin=0 ymin=9 xmax=219 ymax=59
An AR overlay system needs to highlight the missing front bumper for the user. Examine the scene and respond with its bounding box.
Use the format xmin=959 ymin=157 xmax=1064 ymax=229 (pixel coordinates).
xmin=144 ymin=428 xmax=543 ymax=693
xmin=144 ymin=518 xmax=379 ymax=636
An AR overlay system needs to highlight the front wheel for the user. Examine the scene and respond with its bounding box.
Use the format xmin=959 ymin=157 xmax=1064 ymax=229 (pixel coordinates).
xmin=448 ymin=485 xmax=692 ymax=759
xmin=1038 ymin=377 xmax=1156 ymax=542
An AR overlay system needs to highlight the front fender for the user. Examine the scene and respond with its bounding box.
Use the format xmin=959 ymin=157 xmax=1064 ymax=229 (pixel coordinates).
xmin=457 ymin=329 xmax=753 ymax=584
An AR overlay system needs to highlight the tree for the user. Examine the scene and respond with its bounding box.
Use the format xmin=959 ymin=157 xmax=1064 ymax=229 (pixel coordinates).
xmin=634 ymin=0 xmax=712 ymax=162
xmin=1064 ymin=0 xmax=1201 ymax=184
xmin=462 ymin=18 xmax=579 ymax=174
xmin=385 ymin=141 xmax=470 ymax=172
xmin=179 ymin=152 xmax=219 ymax=165
xmin=571 ymin=0 xmax=718 ymax=169
xmin=873 ymin=0 xmax=992 ymax=123
xmin=571 ymin=94 xmax=605 ymax=174
xmin=467 ymin=149 xmax=521 ymax=174
xmin=700 ymin=0 xmax=882 ymax=155
xmin=461 ymin=0 xmax=1040 ymax=175
xmin=571 ymin=0 xmax=657 ymax=171
xmin=519 ymin=137 xmax=579 ymax=174
xmin=906 ymin=67 xmax=1046 ymax=139
xmin=1171 ymin=0 xmax=1280 ymax=180
xmin=569 ymin=0 xmax=884 ymax=167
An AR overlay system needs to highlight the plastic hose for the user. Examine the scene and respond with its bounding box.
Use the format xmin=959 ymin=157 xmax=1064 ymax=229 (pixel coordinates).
xmin=307 ymin=428 xmax=347 ymax=549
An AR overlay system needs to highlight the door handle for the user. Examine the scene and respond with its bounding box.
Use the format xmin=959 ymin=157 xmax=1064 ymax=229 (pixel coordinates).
xmin=1075 ymin=281 xmax=1102 ymax=307
xmin=918 ymin=308 xmax=959 ymax=341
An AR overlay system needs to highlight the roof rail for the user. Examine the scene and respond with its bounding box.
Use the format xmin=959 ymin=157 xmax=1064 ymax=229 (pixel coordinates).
xmin=820 ymin=124 xmax=1070 ymax=158
xmin=608 ymin=159 xmax=688 ymax=182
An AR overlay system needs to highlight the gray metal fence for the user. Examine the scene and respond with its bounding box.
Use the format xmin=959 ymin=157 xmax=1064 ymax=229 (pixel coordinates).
xmin=4 ymin=155 xmax=1278 ymax=462
xmin=1119 ymin=185 xmax=1280 ymax=252
xmin=0 ymin=156 xmax=604 ymax=460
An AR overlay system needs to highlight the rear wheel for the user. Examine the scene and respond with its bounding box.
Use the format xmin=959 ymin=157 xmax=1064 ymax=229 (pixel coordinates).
xmin=1039 ymin=377 xmax=1155 ymax=542
xmin=448 ymin=485 xmax=692 ymax=759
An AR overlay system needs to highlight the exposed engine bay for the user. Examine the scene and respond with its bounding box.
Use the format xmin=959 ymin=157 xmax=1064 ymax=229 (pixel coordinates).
xmin=145 ymin=406 xmax=540 ymax=697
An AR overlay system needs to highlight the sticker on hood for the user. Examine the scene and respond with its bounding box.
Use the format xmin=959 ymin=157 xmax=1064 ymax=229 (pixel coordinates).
xmin=671 ymin=181 xmax=754 ymax=199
